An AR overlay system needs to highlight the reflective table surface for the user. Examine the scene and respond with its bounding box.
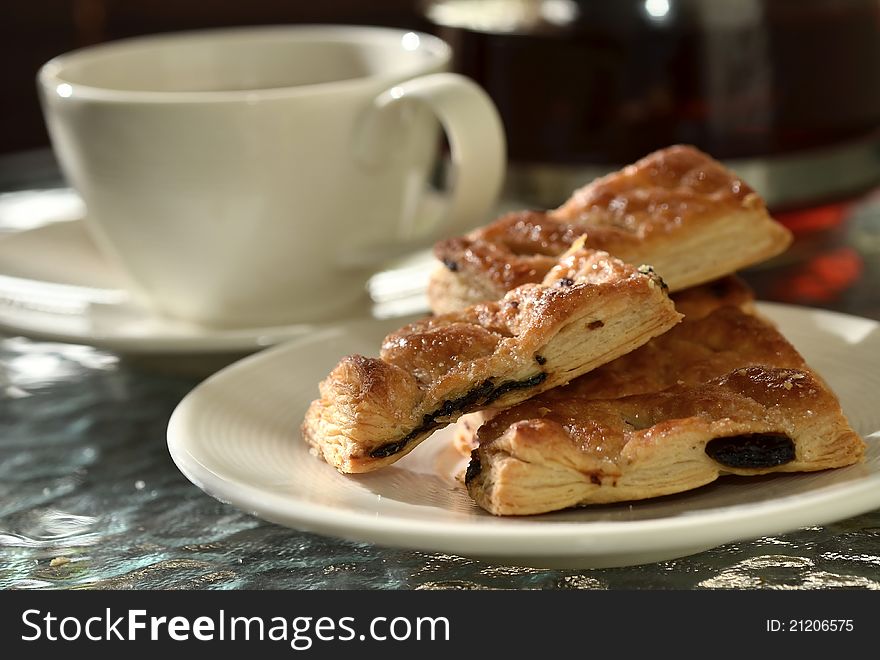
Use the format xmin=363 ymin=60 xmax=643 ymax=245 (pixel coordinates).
xmin=2 ymin=150 xmax=880 ymax=590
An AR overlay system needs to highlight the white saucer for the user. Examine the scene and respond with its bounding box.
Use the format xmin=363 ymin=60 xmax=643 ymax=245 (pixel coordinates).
xmin=167 ymin=303 xmax=880 ymax=568
xmin=0 ymin=186 xmax=532 ymax=355
xmin=0 ymin=218 xmax=433 ymax=354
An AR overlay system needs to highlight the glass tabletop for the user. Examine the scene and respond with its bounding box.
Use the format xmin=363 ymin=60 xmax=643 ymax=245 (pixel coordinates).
xmin=2 ymin=150 xmax=880 ymax=590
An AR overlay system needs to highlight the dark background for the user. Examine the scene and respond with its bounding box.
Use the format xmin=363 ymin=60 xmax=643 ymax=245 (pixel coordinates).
xmin=0 ymin=0 xmax=427 ymax=155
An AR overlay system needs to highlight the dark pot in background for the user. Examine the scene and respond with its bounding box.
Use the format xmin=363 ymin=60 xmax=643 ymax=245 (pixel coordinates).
xmin=424 ymin=0 xmax=880 ymax=211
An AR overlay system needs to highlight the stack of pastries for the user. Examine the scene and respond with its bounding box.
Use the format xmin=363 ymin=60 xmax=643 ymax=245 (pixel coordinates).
xmin=302 ymin=145 xmax=864 ymax=515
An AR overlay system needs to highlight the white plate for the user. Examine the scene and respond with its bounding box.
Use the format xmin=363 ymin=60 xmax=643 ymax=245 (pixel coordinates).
xmin=0 ymin=219 xmax=433 ymax=354
xmin=167 ymin=303 xmax=880 ymax=568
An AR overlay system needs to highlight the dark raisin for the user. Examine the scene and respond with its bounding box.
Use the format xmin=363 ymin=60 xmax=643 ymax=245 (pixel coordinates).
xmin=465 ymin=451 xmax=482 ymax=484
xmin=587 ymin=320 xmax=604 ymax=330
xmin=436 ymin=380 xmax=495 ymax=418
xmin=369 ymin=438 xmax=411 ymax=459
xmin=535 ymin=354 xmax=547 ymax=365
xmin=705 ymin=433 xmax=795 ymax=469
xmin=557 ymin=277 xmax=575 ymax=288
xmin=442 ymin=258 xmax=459 ymax=272
xmin=369 ymin=414 xmax=433 ymax=458
xmin=483 ymin=373 xmax=548 ymax=406
xmin=371 ymin=374 xmax=547 ymax=460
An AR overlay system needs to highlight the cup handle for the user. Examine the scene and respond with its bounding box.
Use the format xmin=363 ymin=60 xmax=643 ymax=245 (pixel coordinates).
xmin=355 ymin=73 xmax=506 ymax=256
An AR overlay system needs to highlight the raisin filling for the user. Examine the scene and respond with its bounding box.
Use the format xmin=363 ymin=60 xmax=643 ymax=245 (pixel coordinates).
xmin=705 ymin=433 xmax=796 ymax=469
xmin=369 ymin=373 xmax=547 ymax=459
xmin=464 ymin=450 xmax=482 ymax=485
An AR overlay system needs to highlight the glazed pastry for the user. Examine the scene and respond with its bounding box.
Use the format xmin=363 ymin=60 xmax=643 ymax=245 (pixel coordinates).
xmin=453 ymin=276 xmax=761 ymax=455
xmin=664 ymin=275 xmax=755 ymax=319
xmin=302 ymin=244 xmax=681 ymax=473
xmin=466 ymin=366 xmax=864 ymax=515
xmin=429 ymin=145 xmax=792 ymax=314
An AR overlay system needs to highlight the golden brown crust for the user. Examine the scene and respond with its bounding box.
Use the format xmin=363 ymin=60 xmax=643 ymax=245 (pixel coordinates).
xmin=452 ymin=278 xmax=760 ymax=456
xmin=467 ymin=366 xmax=864 ymax=515
xmin=429 ymin=145 xmax=792 ymax=314
xmin=303 ymin=247 xmax=681 ymax=473
xmin=553 ymin=142 xmax=761 ymax=225
xmin=668 ymin=275 xmax=755 ymax=320
xmin=555 ymin=305 xmax=805 ymax=401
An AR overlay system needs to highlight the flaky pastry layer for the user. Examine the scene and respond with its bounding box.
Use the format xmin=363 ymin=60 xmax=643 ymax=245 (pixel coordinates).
xmin=429 ymin=145 xmax=792 ymax=314
xmin=453 ymin=276 xmax=764 ymax=455
xmin=466 ymin=366 xmax=864 ymax=515
xmin=303 ymin=247 xmax=681 ymax=473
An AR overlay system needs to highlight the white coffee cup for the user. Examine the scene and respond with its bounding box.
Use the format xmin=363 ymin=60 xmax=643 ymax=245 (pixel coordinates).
xmin=37 ymin=25 xmax=505 ymax=327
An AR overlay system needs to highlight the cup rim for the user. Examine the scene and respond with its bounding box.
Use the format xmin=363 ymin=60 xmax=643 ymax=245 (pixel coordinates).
xmin=38 ymin=24 xmax=451 ymax=103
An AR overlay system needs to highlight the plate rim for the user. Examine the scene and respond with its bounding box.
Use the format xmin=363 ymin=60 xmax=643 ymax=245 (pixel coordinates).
xmin=166 ymin=302 xmax=880 ymax=560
